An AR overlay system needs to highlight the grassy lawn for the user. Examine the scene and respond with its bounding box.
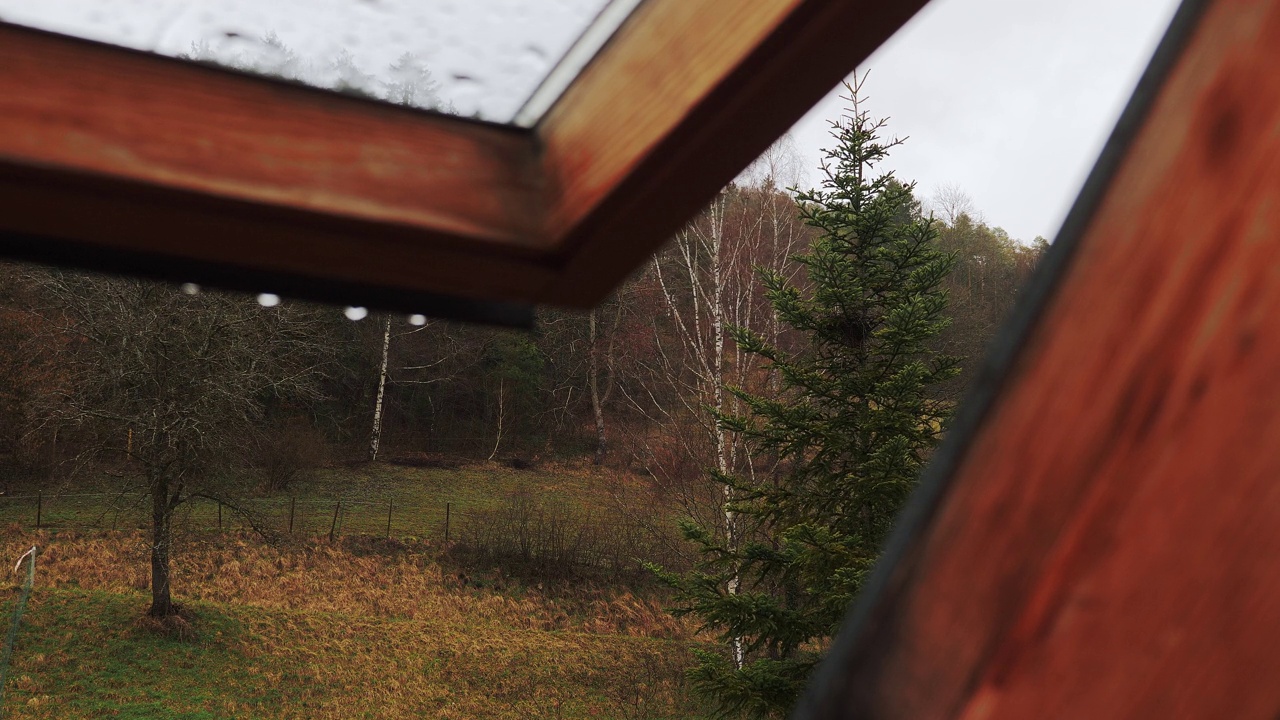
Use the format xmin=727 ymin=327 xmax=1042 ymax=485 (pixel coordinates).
xmin=2 ymin=589 xmax=701 ymax=719
xmin=0 ymin=461 xmax=667 ymax=545
xmin=0 ymin=527 xmax=711 ymax=719
xmin=288 ymin=462 xmax=638 ymax=539
xmin=0 ymin=464 xmax=708 ymax=717
xmin=305 ymin=462 xmax=623 ymax=510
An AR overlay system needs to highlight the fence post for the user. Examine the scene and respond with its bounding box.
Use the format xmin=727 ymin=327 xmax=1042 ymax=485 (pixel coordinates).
xmin=445 ymin=501 xmax=451 ymax=543
xmin=35 ymin=492 xmax=41 ymax=530
xmin=386 ymin=499 xmax=393 ymax=539
xmin=288 ymin=497 xmax=296 ymax=534
xmin=329 ymin=502 xmax=341 ymax=542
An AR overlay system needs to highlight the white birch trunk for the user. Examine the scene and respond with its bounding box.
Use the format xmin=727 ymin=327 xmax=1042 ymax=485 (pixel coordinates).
xmin=488 ymin=377 xmax=505 ymax=461
xmin=708 ymin=205 xmax=745 ymax=669
xmin=368 ymin=316 xmax=392 ymax=462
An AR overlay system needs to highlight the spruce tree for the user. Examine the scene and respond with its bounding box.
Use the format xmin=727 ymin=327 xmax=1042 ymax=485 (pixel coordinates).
xmin=662 ymin=81 xmax=959 ymax=717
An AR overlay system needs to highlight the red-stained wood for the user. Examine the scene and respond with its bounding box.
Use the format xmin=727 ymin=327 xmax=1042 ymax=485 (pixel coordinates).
xmin=0 ymin=1 xmax=933 ymax=316
xmin=0 ymin=24 xmax=551 ymax=305
xmin=0 ymin=25 xmax=545 ymax=247
xmin=801 ymin=0 xmax=1280 ymax=717
xmin=0 ymin=163 xmax=557 ymax=306
xmin=535 ymin=0 xmax=931 ymax=307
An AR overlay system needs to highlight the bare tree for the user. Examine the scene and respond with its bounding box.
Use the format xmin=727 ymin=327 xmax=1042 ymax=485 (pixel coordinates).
xmin=638 ymin=184 xmax=808 ymax=508
xmin=585 ymin=296 xmax=631 ymax=465
xmin=368 ymin=316 xmax=392 ymax=461
xmin=363 ymin=314 xmax=457 ymax=462
xmin=24 ymin=271 xmax=331 ymax=617
xmin=737 ymin=133 xmax=809 ymax=190
xmin=633 ymin=180 xmax=810 ymax=666
xmin=930 ymin=182 xmax=983 ymax=226
xmin=588 ymin=310 xmax=608 ymax=465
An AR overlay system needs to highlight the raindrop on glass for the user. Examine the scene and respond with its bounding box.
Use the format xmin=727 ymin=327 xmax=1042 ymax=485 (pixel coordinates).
xmin=522 ymin=44 xmax=549 ymax=64
xmin=408 ymin=314 xmax=427 ymax=326
xmin=344 ymin=306 xmax=369 ymax=321
xmin=180 ymin=283 xmax=201 ymax=296
xmin=257 ymin=293 xmax=281 ymax=308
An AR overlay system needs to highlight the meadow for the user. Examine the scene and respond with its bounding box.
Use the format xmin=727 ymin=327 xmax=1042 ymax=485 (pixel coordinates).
xmin=0 ymin=463 xmax=713 ymax=719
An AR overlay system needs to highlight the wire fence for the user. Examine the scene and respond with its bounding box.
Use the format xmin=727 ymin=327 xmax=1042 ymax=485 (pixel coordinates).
xmin=0 ymin=492 xmax=464 ymax=542
xmin=0 ymin=492 xmax=690 ymax=580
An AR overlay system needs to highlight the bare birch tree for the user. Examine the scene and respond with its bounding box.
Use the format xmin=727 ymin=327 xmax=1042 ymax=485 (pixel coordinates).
xmin=632 ymin=171 xmax=809 ymax=665
xmin=368 ymin=316 xmax=392 ymax=461
xmin=637 ymin=181 xmax=808 ymax=512
xmin=364 ymin=315 xmax=456 ymax=461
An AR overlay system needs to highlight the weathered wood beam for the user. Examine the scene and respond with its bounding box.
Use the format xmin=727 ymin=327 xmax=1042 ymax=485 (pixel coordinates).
xmin=537 ymin=0 xmax=932 ymax=307
xmin=0 ymin=24 xmax=548 ymax=313
xmin=0 ymin=1 xmax=934 ymax=319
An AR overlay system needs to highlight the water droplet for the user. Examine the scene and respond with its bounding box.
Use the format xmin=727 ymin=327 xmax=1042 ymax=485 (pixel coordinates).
xmin=344 ymin=306 xmax=369 ymax=321
xmin=257 ymin=293 xmax=281 ymax=307
xmin=180 ymin=283 xmax=200 ymax=296
xmin=408 ymin=314 xmax=427 ymax=326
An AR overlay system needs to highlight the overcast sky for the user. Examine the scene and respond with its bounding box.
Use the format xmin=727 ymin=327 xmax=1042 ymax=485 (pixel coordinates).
xmin=789 ymin=0 xmax=1184 ymax=242
xmin=1 ymin=0 xmax=1184 ymax=243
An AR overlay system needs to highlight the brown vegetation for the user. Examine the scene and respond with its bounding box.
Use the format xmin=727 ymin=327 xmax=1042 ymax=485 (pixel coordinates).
xmin=0 ymin=529 xmax=694 ymax=640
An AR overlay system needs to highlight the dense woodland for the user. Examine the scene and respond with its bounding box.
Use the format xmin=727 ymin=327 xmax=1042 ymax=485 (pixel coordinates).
xmin=0 ymin=183 xmax=1043 ymax=495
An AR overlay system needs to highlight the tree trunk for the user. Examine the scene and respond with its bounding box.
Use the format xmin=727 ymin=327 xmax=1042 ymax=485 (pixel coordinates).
xmin=369 ymin=316 xmax=392 ymax=462
xmin=148 ymin=475 xmax=175 ymax=617
xmin=588 ymin=310 xmax=608 ymax=465
xmin=488 ymin=377 xmax=505 ymax=461
xmin=652 ymin=198 xmax=743 ymax=666
xmin=708 ymin=210 xmax=744 ymax=669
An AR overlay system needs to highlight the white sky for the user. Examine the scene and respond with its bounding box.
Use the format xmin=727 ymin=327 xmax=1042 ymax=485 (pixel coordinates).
xmin=0 ymin=0 xmax=1185 ymax=243
xmin=789 ymin=0 xmax=1184 ymax=243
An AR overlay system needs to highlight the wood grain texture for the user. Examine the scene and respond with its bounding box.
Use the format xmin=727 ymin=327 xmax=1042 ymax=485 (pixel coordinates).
xmin=0 ymin=1 xmax=931 ymax=314
xmin=799 ymin=0 xmax=1280 ymax=717
xmin=0 ymin=24 xmax=553 ymax=306
xmin=536 ymin=0 xmax=930 ymax=307
xmin=0 ymin=25 xmax=545 ymax=246
xmin=0 ymin=162 xmax=555 ymax=307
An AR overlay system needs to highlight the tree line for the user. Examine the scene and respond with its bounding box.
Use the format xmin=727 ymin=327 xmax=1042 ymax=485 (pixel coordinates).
xmin=0 ymin=166 xmax=1040 ymax=604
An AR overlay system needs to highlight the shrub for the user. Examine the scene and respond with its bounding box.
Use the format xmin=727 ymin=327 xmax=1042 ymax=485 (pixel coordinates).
xmin=250 ymin=419 xmax=328 ymax=493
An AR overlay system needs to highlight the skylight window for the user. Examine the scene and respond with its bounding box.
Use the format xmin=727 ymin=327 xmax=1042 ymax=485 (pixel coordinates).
xmin=0 ymin=0 xmax=626 ymax=123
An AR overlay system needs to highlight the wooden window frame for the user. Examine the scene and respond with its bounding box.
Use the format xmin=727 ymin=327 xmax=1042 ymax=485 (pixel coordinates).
xmin=796 ymin=0 xmax=1280 ymax=717
xmin=0 ymin=0 xmax=929 ymax=324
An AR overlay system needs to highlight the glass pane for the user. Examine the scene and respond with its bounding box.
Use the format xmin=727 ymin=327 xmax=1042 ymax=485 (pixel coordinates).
xmin=0 ymin=0 xmax=618 ymax=122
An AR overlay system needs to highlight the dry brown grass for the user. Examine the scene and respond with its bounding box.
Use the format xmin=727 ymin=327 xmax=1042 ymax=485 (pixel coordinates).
xmin=0 ymin=527 xmax=693 ymax=639
xmin=0 ymin=527 xmax=711 ymax=719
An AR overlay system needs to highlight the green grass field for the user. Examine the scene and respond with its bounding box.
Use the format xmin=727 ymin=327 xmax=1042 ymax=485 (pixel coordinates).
xmin=0 ymin=463 xmax=713 ymax=719
xmin=1 ymin=588 xmax=702 ymax=719
xmin=0 ymin=461 xmax=651 ymax=542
